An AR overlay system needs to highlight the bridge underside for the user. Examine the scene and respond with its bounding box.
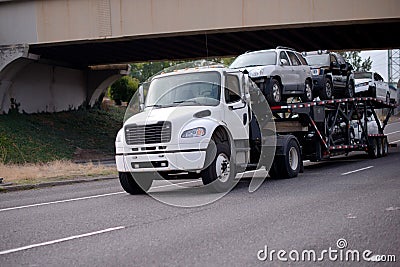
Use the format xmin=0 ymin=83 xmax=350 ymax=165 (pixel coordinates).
xmin=29 ymin=19 xmax=400 ymax=67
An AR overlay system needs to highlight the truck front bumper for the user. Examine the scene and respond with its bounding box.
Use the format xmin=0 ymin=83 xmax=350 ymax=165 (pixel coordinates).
xmin=311 ymin=75 xmax=325 ymax=92
xmin=116 ymin=149 xmax=207 ymax=173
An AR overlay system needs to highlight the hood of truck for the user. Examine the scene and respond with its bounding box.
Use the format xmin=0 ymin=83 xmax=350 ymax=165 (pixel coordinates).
xmin=124 ymin=105 xmax=217 ymax=126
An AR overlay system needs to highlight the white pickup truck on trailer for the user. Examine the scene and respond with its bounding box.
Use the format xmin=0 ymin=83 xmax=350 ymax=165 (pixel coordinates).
xmin=115 ymin=65 xmax=396 ymax=194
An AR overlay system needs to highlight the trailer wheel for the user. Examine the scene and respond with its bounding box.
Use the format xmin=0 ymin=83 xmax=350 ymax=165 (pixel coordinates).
xmin=320 ymin=78 xmax=333 ymax=100
xmin=119 ymin=172 xmax=153 ymax=194
xmin=266 ymin=78 xmax=282 ymax=105
xmin=377 ymin=138 xmax=384 ymax=157
xmin=201 ymin=142 xmax=236 ymax=193
xmin=382 ymin=137 xmax=389 ymax=156
xmin=276 ymin=138 xmax=301 ymax=178
xmin=368 ymin=138 xmax=378 ymax=159
xmin=368 ymin=86 xmax=377 ymax=98
xmin=300 ymin=80 xmax=313 ymax=102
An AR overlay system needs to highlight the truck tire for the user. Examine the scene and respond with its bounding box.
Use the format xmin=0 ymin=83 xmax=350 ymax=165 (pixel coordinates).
xmin=275 ymin=138 xmax=301 ymax=178
xmin=300 ymin=80 xmax=313 ymax=102
xmin=119 ymin=172 xmax=153 ymax=194
xmin=382 ymin=137 xmax=389 ymax=156
xmin=368 ymin=138 xmax=378 ymax=158
xmin=377 ymin=138 xmax=383 ymax=157
xmin=320 ymin=78 xmax=333 ymax=100
xmin=368 ymin=86 xmax=377 ymax=98
xmin=266 ymin=78 xmax=282 ymax=105
xmin=345 ymin=81 xmax=355 ymax=98
xmin=201 ymin=142 xmax=236 ymax=193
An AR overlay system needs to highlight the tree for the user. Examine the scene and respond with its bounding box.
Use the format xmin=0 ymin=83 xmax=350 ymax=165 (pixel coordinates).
xmin=130 ymin=57 xmax=236 ymax=83
xmin=339 ymin=51 xmax=372 ymax=72
xmin=108 ymin=76 xmax=139 ymax=105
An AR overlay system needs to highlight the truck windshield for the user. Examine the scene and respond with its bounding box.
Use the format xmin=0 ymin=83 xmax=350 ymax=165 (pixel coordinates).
xmin=305 ymin=54 xmax=330 ymax=66
xmin=230 ymin=51 xmax=277 ymax=68
xmin=145 ymin=71 xmax=221 ymax=108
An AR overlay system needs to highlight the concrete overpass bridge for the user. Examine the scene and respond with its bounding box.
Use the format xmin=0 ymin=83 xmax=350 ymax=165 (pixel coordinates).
xmin=0 ymin=0 xmax=399 ymax=113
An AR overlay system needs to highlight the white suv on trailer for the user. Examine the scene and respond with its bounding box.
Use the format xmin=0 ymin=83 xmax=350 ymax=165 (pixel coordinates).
xmin=230 ymin=46 xmax=313 ymax=105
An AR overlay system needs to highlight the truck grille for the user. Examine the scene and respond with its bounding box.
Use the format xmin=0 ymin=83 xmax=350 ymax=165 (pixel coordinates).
xmin=125 ymin=122 xmax=171 ymax=145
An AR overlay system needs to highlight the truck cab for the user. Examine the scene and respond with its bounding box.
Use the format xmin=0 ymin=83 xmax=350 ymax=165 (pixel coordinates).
xmin=115 ymin=67 xmax=256 ymax=193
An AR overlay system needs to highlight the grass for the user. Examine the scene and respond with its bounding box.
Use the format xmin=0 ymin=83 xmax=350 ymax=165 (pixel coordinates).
xmin=0 ymin=160 xmax=117 ymax=185
xmin=0 ymin=106 xmax=125 ymax=164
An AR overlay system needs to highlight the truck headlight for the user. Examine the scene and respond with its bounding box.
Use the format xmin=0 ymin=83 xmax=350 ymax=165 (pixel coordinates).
xmin=181 ymin=127 xmax=206 ymax=138
xmin=311 ymin=69 xmax=320 ymax=75
xmin=355 ymin=82 xmax=369 ymax=88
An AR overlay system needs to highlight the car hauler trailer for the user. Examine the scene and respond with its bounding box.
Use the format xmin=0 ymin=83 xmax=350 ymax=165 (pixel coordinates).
xmin=115 ymin=66 xmax=397 ymax=194
xmin=269 ymin=97 xmax=396 ymax=164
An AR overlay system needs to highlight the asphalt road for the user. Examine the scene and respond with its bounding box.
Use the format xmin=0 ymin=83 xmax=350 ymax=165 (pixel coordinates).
xmin=0 ymin=121 xmax=399 ymax=266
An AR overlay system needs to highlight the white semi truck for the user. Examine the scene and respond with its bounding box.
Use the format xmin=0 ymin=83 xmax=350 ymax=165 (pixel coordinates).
xmin=115 ymin=65 xmax=396 ymax=194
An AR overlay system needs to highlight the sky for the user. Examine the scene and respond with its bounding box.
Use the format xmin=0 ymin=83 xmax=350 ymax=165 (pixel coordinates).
xmin=359 ymin=50 xmax=390 ymax=82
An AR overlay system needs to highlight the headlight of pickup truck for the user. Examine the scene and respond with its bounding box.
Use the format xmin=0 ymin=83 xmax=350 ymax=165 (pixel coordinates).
xmin=249 ymin=68 xmax=264 ymax=78
xmin=181 ymin=127 xmax=206 ymax=138
xmin=311 ymin=69 xmax=321 ymax=75
xmin=355 ymin=82 xmax=369 ymax=88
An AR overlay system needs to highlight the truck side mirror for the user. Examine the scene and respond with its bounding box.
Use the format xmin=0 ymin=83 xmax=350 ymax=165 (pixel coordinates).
xmin=280 ymin=59 xmax=288 ymax=66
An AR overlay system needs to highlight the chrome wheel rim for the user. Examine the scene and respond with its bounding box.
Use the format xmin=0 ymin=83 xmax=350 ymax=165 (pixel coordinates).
xmin=288 ymin=147 xmax=299 ymax=171
xmin=306 ymin=83 xmax=312 ymax=100
xmin=272 ymin=83 xmax=281 ymax=102
xmin=216 ymin=153 xmax=230 ymax=183
xmin=325 ymin=82 xmax=332 ymax=98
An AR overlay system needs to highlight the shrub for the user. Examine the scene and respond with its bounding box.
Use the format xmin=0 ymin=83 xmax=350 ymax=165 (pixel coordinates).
xmin=108 ymin=76 xmax=139 ymax=105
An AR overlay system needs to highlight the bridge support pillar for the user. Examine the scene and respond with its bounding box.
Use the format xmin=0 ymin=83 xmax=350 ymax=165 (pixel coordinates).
xmin=0 ymin=45 xmax=129 ymax=114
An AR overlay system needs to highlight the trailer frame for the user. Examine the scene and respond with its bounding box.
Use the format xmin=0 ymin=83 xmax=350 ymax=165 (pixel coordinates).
xmin=270 ymin=97 xmax=397 ymax=161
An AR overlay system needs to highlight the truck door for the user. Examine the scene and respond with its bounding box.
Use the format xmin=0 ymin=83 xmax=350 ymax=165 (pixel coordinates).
xmin=330 ymin=54 xmax=345 ymax=88
xmin=223 ymin=73 xmax=249 ymax=141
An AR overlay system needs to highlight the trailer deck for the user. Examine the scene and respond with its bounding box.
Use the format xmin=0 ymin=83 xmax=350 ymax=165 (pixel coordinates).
xmin=270 ymin=97 xmax=397 ymax=161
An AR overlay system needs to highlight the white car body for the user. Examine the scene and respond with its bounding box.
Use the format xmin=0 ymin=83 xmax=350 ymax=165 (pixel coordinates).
xmin=351 ymin=115 xmax=381 ymax=141
xmin=354 ymin=72 xmax=390 ymax=102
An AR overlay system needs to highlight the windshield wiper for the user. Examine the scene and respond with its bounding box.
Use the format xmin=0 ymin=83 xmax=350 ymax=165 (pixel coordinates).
xmin=172 ymin=100 xmax=200 ymax=105
xmin=146 ymin=104 xmax=166 ymax=108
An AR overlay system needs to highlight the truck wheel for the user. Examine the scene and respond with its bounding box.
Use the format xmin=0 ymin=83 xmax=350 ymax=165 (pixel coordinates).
xmin=377 ymin=138 xmax=383 ymax=157
xmin=275 ymin=138 xmax=301 ymax=178
xmin=201 ymin=142 xmax=235 ymax=193
xmin=119 ymin=172 xmax=153 ymax=194
xmin=345 ymin=81 xmax=355 ymax=98
xmin=382 ymin=138 xmax=389 ymax=156
xmin=368 ymin=138 xmax=378 ymax=158
xmin=266 ymin=78 xmax=282 ymax=105
xmin=368 ymin=86 xmax=377 ymax=98
xmin=320 ymin=78 xmax=333 ymax=100
xmin=300 ymin=80 xmax=313 ymax=102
